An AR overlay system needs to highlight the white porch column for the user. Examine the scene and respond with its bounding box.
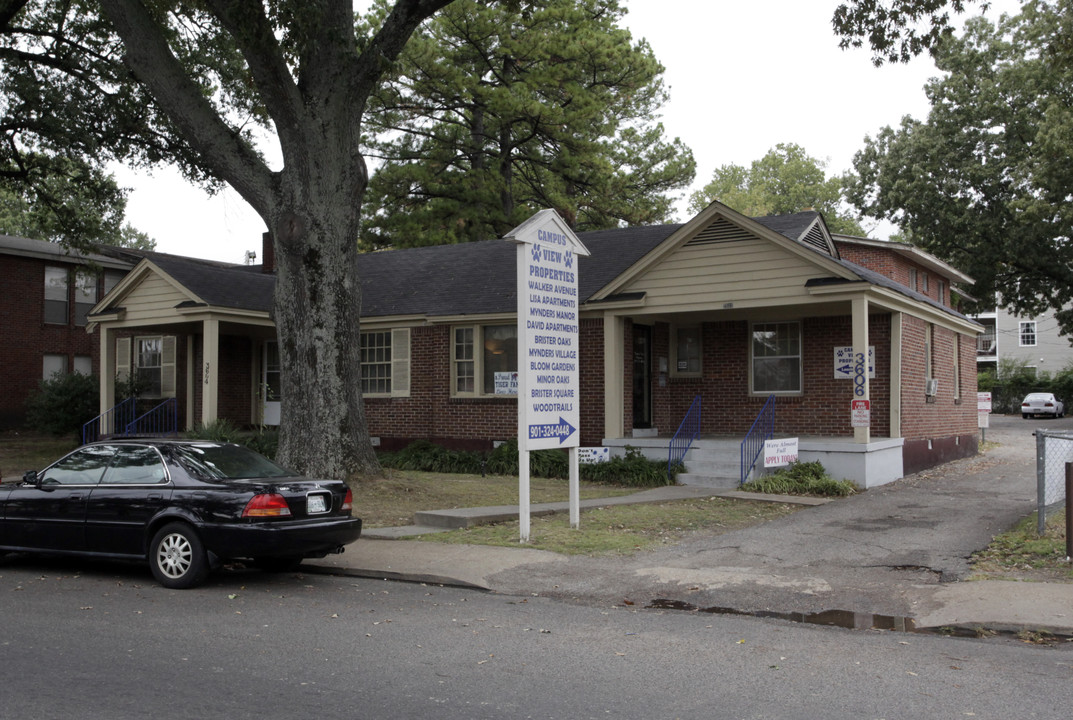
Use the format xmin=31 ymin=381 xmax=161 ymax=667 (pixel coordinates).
xmin=202 ymin=318 xmax=220 ymax=426
xmin=852 ymin=295 xmax=870 ymax=444
xmin=603 ymin=314 xmax=625 ymax=439
xmin=889 ymin=312 xmax=903 ymax=439
xmin=186 ymin=334 xmax=196 ymax=431
xmin=99 ymin=325 xmax=114 ymax=416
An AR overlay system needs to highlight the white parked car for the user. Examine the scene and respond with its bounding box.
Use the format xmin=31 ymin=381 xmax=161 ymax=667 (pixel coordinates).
xmin=1021 ymin=393 xmax=1065 ymax=419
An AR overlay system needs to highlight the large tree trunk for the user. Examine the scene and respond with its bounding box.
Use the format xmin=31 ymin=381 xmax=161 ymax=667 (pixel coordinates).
xmin=270 ymin=169 xmax=379 ymax=480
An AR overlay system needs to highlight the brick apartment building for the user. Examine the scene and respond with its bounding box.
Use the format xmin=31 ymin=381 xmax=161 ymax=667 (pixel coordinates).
xmin=84 ymin=202 xmax=982 ymax=487
xmin=0 ymin=235 xmax=135 ymax=428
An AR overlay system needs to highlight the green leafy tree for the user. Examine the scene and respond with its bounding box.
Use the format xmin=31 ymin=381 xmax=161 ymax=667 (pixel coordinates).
xmin=0 ymin=0 xmax=972 ymax=479
xmin=360 ymin=0 xmax=695 ymax=248
xmin=833 ymin=0 xmax=987 ymax=64
xmin=688 ymin=143 xmax=865 ymax=235
xmin=0 ymin=0 xmax=464 ymax=480
xmin=847 ymin=1 xmax=1073 ymax=331
xmin=0 ymin=161 xmax=154 ymax=249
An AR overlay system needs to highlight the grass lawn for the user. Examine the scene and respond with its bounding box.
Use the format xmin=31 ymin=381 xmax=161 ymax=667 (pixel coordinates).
xmin=971 ymin=509 xmax=1073 ymax=582
xmin=0 ymin=432 xmax=80 ymax=480
xmin=349 ymin=469 xmax=637 ymax=528
xmin=415 ymin=495 xmax=800 ymax=555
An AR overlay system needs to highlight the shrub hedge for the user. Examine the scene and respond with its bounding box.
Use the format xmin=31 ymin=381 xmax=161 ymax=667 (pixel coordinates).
xmin=379 ymin=439 xmax=676 ymax=488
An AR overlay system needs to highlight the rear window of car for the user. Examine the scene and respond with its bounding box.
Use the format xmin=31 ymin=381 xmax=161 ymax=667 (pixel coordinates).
xmin=169 ymin=444 xmax=296 ymax=480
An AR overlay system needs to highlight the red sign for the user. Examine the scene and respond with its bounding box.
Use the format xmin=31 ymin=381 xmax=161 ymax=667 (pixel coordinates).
xmin=851 ymin=399 xmax=870 ymax=427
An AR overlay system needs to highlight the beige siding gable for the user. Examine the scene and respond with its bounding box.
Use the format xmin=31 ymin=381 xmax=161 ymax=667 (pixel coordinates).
xmin=117 ymin=272 xmax=199 ymax=323
xmin=622 ymin=234 xmax=835 ymax=312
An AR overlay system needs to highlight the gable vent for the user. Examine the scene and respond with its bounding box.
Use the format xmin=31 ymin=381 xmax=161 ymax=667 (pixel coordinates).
xmin=800 ymin=224 xmax=834 ymax=256
xmin=685 ymin=217 xmax=753 ymax=246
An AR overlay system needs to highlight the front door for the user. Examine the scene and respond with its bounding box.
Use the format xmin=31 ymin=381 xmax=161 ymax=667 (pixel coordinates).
xmin=632 ymin=324 xmax=652 ymax=429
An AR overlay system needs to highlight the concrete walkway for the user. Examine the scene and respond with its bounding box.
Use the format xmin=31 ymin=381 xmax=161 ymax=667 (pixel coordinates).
xmin=308 ymin=415 xmax=1073 ymax=637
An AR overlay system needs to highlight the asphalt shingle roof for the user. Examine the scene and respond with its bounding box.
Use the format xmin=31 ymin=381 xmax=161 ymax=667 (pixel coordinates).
xmin=134 ymin=214 xmax=970 ymax=324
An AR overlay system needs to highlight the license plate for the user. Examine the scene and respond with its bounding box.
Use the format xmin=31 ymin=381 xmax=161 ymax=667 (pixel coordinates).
xmin=307 ymin=494 xmax=328 ymax=514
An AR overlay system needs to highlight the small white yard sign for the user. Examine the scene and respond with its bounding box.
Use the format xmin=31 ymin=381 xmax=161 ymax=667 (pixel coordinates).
xmin=764 ymin=438 xmax=799 ymax=468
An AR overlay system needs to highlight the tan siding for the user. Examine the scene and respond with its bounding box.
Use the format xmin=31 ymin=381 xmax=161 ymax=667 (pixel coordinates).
xmin=120 ymin=274 xmax=194 ymax=322
xmin=624 ymin=237 xmax=827 ymax=311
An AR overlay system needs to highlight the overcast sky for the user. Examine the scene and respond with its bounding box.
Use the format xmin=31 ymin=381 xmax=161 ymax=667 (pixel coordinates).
xmin=115 ymin=0 xmax=1021 ymax=263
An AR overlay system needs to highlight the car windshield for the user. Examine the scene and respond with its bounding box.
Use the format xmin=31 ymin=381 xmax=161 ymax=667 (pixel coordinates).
xmin=168 ymin=444 xmax=296 ymax=480
xmin=1026 ymin=394 xmax=1053 ymax=401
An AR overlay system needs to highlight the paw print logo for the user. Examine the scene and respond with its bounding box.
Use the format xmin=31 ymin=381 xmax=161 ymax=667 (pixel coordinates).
xmin=564 ymin=250 xmax=573 ymax=269
xmin=531 ymin=243 xmax=543 ymax=264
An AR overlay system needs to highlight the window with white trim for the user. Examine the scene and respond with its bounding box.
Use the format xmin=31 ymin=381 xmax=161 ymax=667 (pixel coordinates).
xmin=44 ymin=266 xmax=68 ymax=324
xmin=43 ymin=354 xmax=66 ymax=379
xmin=925 ymin=324 xmax=934 ymax=381
xmin=452 ymin=324 xmax=517 ymax=396
xmin=953 ymin=334 xmax=961 ymax=400
xmin=74 ymin=355 xmax=92 ymax=376
xmin=117 ymin=336 xmax=176 ymax=399
xmin=361 ymin=331 xmax=392 ymax=395
xmin=74 ymin=271 xmax=97 ymax=326
xmin=908 ymin=268 xmax=917 ymax=292
xmin=672 ymin=326 xmax=702 ymax=376
xmin=360 ymin=329 xmax=411 ymax=397
xmin=1019 ymin=321 xmax=1037 ymax=347
xmin=751 ymin=322 xmax=801 ymax=394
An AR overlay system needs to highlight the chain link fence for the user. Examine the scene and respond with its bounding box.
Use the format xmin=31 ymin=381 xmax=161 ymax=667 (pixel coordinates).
xmin=1034 ymin=430 xmax=1072 ymax=536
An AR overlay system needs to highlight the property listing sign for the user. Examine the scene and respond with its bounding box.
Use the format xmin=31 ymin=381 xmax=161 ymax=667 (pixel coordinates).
xmin=833 ymin=346 xmax=875 ymax=380
xmin=506 ymin=209 xmax=591 ymax=451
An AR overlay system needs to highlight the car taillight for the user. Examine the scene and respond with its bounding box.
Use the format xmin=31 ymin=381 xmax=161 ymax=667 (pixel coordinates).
xmin=243 ymin=493 xmax=292 ymax=517
xmin=341 ymin=488 xmax=353 ymax=512
xmin=1045 ymin=402 xmax=1054 ymax=407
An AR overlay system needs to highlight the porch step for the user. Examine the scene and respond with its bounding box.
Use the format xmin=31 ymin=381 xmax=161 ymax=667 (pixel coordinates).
xmin=676 ymin=473 xmax=740 ymax=489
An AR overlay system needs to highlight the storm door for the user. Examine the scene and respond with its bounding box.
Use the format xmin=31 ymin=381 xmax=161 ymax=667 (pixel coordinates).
xmin=262 ymin=341 xmax=281 ymax=426
xmin=632 ymin=324 xmax=652 ymax=429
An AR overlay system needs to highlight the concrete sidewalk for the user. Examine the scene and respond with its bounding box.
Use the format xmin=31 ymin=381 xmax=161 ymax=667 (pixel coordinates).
xmin=307 ymin=416 xmax=1073 ymax=637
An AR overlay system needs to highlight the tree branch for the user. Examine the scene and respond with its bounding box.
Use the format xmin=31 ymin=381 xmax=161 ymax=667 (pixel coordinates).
xmin=97 ymin=0 xmax=277 ymax=217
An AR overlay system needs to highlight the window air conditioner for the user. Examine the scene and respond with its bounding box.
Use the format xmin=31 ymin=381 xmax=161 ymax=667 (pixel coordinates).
xmin=925 ymin=379 xmax=938 ymax=396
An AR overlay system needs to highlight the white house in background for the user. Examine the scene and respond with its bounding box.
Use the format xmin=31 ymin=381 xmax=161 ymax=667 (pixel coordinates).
xmin=975 ymin=306 xmax=1073 ymax=375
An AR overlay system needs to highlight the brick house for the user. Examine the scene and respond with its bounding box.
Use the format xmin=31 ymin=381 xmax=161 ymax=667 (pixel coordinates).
xmin=85 ymin=202 xmax=982 ymax=486
xmin=0 ymin=235 xmax=135 ymax=428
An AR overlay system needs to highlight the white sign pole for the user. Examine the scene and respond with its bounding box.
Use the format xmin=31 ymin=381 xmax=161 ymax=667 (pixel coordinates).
xmin=506 ymin=210 xmax=590 ymax=543
xmin=569 ymin=446 xmax=580 ymax=528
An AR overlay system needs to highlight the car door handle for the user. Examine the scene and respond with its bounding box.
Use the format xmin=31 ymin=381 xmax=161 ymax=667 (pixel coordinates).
xmin=69 ymin=494 xmax=84 ymax=501
xmin=147 ymin=493 xmax=163 ymax=501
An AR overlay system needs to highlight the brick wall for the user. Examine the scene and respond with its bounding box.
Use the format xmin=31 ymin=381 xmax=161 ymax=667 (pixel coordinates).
xmin=835 ymin=241 xmax=951 ymax=307
xmin=0 ymin=254 xmax=104 ymax=428
xmin=650 ymin=315 xmax=892 ymax=437
xmin=899 ymin=316 xmax=979 ymax=472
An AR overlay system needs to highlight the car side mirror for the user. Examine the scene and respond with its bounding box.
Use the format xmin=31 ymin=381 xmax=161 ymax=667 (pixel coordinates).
xmin=22 ymin=470 xmax=39 ymax=488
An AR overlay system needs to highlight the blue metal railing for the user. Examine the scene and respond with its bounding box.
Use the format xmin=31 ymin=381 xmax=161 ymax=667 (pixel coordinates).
xmin=82 ymin=397 xmax=179 ymax=444
xmin=740 ymin=395 xmax=776 ymax=486
xmin=124 ymin=397 xmax=179 ymax=437
xmin=82 ymin=397 xmax=136 ymax=444
xmin=668 ymin=395 xmax=702 ymax=482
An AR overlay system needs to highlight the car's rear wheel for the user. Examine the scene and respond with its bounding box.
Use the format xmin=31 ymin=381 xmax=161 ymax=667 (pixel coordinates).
xmin=1023 ymin=413 xmax=1030 ymax=419
xmin=150 ymin=522 xmax=209 ymax=589
xmin=253 ymin=556 xmax=303 ymax=573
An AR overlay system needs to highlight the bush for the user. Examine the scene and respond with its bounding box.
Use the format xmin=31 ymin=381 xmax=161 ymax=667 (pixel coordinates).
xmin=379 ymin=440 xmax=674 ymax=488
xmin=185 ymin=420 xmax=279 ymax=460
xmin=741 ymin=460 xmax=857 ymax=497
xmin=188 ymin=418 xmax=241 ymax=442
xmin=25 ymin=372 xmax=99 ymax=436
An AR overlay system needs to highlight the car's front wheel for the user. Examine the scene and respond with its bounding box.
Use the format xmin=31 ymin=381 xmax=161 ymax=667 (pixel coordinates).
xmin=150 ymin=522 xmax=210 ymax=589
